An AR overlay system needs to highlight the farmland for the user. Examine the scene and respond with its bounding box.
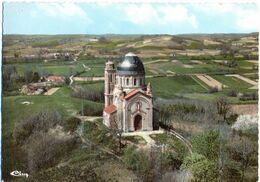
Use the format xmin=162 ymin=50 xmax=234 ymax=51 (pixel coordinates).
xmin=2 ymin=86 xmax=103 ymax=136
xmin=3 ymin=33 xmax=258 ymax=129
xmin=3 ymin=33 xmax=259 ymax=127
xmin=2 ymin=33 xmax=258 ymax=181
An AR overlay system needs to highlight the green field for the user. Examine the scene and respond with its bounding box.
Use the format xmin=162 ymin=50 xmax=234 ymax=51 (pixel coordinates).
xmin=10 ymin=61 xmax=85 ymax=76
xmin=212 ymin=75 xmax=252 ymax=91
xmin=78 ymin=66 xmax=104 ymax=77
xmin=146 ymin=76 xmax=207 ymax=98
xmin=74 ymin=81 xmax=104 ymax=90
xmin=145 ymin=75 xmax=257 ymax=103
xmin=147 ymin=62 xmax=235 ymax=75
xmin=3 ymin=87 xmax=103 ymax=136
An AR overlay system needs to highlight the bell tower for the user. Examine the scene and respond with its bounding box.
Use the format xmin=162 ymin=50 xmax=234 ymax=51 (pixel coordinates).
xmin=104 ymin=61 xmax=116 ymax=107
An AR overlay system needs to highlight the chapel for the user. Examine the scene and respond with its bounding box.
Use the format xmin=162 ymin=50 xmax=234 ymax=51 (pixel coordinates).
xmin=103 ymin=53 xmax=155 ymax=132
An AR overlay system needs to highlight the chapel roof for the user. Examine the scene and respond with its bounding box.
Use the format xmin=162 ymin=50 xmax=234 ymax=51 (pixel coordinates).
xmin=124 ymin=89 xmax=151 ymax=100
xmin=104 ymin=104 xmax=117 ymax=114
xmin=117 ymin=52 xmax=145 ymax=76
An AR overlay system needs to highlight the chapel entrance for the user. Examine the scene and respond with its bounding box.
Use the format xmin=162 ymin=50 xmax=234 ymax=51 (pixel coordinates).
xmin=134 ymin=115 xmax=142 ymax=131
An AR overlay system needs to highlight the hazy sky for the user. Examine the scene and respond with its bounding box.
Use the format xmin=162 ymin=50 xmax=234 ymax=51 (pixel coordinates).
xmin=3 ymin=2 xmax=259 ymax=34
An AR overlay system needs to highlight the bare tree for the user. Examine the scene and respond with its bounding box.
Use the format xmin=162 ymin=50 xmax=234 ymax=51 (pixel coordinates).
xmin=216 ymin=96 xmax=231 ymax=123
xmin=110 ymin=116 xmax=124 ymax=152
xmin=231 ymin=137 xmax=254 ymax=182
xmin=240 ymin=140 xmax=253 ymax=182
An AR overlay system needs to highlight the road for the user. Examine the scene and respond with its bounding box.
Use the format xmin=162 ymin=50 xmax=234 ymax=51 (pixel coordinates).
xmin=168 ymin=129 xmax=193 ymax=154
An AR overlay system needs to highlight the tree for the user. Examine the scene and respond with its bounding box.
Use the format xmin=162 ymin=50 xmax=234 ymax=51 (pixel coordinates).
xmin=229 ymin=137 xmax=254 ymax=182
xmin=99 ymin=37 xmax=108 ymax=43
xmin=123 ymin=146 xmax=149 ymax=173
xmin=215 ymin=96 xmax=231 ymax=123
xmin=110 ymin=112 xmax=124 ymax=152
xmin=24 ymin=67 xmax=33 ymax=83
xmin=32 ymin=72 xmax=40 ymax=82
xmin=192 ymin=130 xmax=220 ymax=160
xmin=182 ymin=153 xmax=218 ymax=182
xmin=3 ymin=65 xmax=19 ymax=91
xmin=13 ymin=110 xmax=62 ymax=145
xmin=63 ymin=117 xmax=81 ymax=132
xmin=26 ymin=132 xmax=77 ymax=174
xmin=14 ymin=52 xmax=20 ymax=58
xmin=159 ymin=106 xmax=172 ymax=128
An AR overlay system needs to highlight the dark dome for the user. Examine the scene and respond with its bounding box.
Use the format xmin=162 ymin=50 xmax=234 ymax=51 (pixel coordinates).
xmin=117 ymin=53 xmax=145 ymax=76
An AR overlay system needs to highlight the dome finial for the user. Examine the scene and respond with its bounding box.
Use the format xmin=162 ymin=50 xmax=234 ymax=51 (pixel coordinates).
xmin=125 ymin=52 xmax=136 ymax=57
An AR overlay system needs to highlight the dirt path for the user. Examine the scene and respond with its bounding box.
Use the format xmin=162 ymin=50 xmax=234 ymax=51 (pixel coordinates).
xmin=190 ymin=75 xmax=209 ymax=90
xmin=74 ymin=76 xmax=105 ymax=81
xmin=143 ymin=59 xmax=168 ymax=65
xmin=44 ymin=87 xmax=60 ymax=95
xmin=196 ymin=74 xmax=225 ymax=90
xmin=168 ymin=129 xmax=192 ymax=155
xmin=246 ymin=60 xmax=258 ymax=64
xmin=76 ymin=115 xmax=103 ymax=122
xmin=231 ymin=104 xmax=258 ymax=115
xmin=122 ymin=130 xmax=164 ymax=146
xmin=226 ymin=74 xmax=258 ymax=85
xmin=69 ymin=75 xmax=74 ymax=86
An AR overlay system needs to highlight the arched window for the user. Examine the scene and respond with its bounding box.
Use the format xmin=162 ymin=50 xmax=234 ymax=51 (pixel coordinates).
xmin=126 ymin=78 xmax=129 ymax=85
xmin=134 ymin=78 xmax=136 ymax=86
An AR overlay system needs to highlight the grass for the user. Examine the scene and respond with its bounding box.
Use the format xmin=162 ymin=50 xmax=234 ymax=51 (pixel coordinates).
xmin=8 ymin=59 xmax=106 ymax=77
xmin=146 ymin=75 xmax=257 ymax=104
xmin=77 ymin=66 xmax=104 ymax=77
xmin=177 ymin=93 xmax=257 ymax=104
xmin=212 ymin=75 xmax=252 ymax=91
xmin=236 ymin=60 xmax=255 ymax=67
xmin=74 ymin=81 xmax=104 ymax=90
xmin=11 ymin=61 xmax=85 ymax=76
xmin=42 ymin=64 xmax=84 ymax=76
xmin=2 ymin=86 xmax=103 ymax=136
xmin=146 ymin=76 xmax=207 ymax=99
xmin=148 ymin=62 xmax=235 ymax=75
xmin=150 ymin=133 xmax=186 ymax=151
xmin=123 ymin=136 xmax=147 ymax=145
xmin=77 ymin=58 xmax=106 ymax=65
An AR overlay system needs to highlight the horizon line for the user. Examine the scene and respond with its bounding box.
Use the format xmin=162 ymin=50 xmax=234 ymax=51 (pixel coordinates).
xmin=3 ymin=32 xmax=259 ymax=36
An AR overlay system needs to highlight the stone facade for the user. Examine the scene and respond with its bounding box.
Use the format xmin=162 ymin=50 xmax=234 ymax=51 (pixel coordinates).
xmin=103 ymin=53 xmax=154 ymax=132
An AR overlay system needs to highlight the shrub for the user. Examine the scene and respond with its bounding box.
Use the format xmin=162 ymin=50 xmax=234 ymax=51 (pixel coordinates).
xmin=13 ymin=110 xmax=62 ymax=145
xmin=26 ymin=132 xmax=78 ymax=174
xmin=32 ymin=40 xmax=59 ymax=48
xmin=123 ymin=146 xmax=149 ymax=173
xmin=71 ymin=85 xmax=104 ymax=102
xmin=239 ymin=92 xmax=258 ymax=101
xmin=208 ymin=86 xmax=219 ymax=93
xmin=79 ymin=104 xmax=103 ymax=116
xmin=83 ymin=121 xmax=118 ymax=152
xmin=191 ymin=130 xmax=220 ymax=160
xmin=226 ymin=89 xmax=238 ymax=97
xmin=182 ymin=153 xmax=218 ymax=182
xmin=63 ymin=117 xmax=81 ymax=132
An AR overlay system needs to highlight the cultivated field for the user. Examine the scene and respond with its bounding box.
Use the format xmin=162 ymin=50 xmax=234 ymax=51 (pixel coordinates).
xmin=2 ymin=33 xmax=258 ymax=181
xmin=196 ymin=74 xmax=225 ymax=91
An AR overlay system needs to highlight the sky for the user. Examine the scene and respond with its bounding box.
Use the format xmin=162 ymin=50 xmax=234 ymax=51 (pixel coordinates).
xmin=3 ymin=2 xmax=259 ymax=34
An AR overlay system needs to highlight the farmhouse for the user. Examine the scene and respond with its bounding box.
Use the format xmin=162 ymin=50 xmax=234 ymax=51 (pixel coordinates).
xmin=103 ymin=53 xmax=156 ymax=132
xmin=46 ymin=75 xmax=65 ymax=84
